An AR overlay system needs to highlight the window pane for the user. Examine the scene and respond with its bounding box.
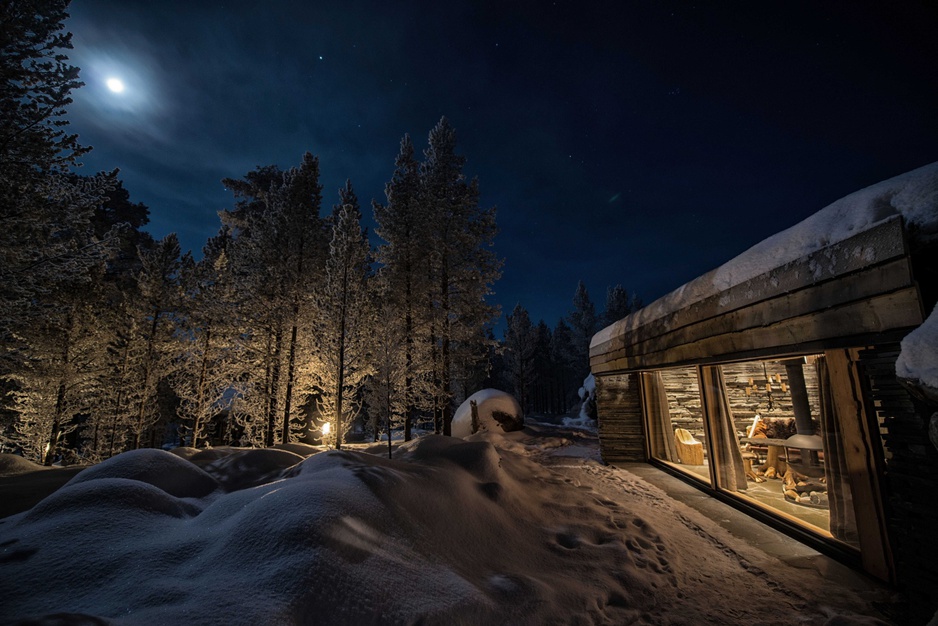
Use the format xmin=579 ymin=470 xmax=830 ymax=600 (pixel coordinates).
xmin=644 ymin=367 xmax=710 ymax=484
xmin=719 ymin=357 xmax=859 ymax=547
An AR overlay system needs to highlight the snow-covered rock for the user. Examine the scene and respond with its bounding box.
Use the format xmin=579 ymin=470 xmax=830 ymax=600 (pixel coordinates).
xmin=451 ymin=389 xmax=524 ymax=439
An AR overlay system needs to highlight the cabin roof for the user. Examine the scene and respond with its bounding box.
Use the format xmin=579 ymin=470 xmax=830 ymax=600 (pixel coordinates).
xmin=591 ymin=162 xmax=938 ymax=374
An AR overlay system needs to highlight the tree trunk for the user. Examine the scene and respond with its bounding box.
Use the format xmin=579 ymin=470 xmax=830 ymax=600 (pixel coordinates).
xmin=387 ymin=382 xmax=393 ymax=460
xmin=191 ymin=329 xmax=211 ymax=449
xmin=266 ymin=323 xmax=283 ymax=447
xmin=44 ymin=315 xmax=74 ymax=466
xmin=440 ymin=257 xmax=452 ymax=437
xmin=282 ymin=302 xmax=300 ymax=444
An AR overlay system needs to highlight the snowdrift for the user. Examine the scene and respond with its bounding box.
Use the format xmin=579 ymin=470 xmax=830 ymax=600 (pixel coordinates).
xmin=451 ymin=389 xmax=523 ymax=438
xmin=0 ymin=434 xmax=886 ymax=624
xmin=0 ymin=453 xmax=46 ymax=477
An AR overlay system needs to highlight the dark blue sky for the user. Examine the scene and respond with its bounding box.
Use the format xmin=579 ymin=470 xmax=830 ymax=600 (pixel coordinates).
xmin=64 ymin=1 xmax=938 ymax=331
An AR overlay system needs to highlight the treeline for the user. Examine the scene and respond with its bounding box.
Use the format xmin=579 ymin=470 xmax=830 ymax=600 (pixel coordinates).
xmin=494 ymin=282 xmax=641 ymax=415
xmin=1 ymin=4 xmax=500 ymax=463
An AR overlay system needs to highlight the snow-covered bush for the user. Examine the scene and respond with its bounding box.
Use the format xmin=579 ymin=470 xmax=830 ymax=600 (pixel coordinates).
xmin=578 ymin=373 xmax=596 ymax=421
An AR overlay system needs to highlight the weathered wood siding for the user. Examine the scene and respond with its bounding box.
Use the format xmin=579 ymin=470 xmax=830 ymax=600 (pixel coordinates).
xmin=858 ymin=345 xmax=938 ymax=622
xmin=591 ymin=217 xmax=923 ymax=373
xmin=596 ymin=373 xmax=645 ymax=462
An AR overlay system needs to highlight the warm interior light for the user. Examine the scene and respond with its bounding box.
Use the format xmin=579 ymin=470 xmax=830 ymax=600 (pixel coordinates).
xmin=321 ymin=422 xmax=331 ymax=436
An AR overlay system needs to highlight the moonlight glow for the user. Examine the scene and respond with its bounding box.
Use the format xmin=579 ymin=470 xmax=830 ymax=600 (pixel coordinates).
xmin=106 ymin=77 xmax=125 ymax=93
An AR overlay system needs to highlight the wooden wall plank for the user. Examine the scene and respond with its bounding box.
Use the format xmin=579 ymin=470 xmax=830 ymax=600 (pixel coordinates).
xmin=596 ymin=373 xmax=646 ymax=462
xmin=597 ymin=259 xmax=916 ymax=366
xmin=591 ymin=216 xmax=908 ymax=363
xmin=592 ymin=287 xmax=923 ymax=373
xmin=825 ymin=348 xmax=894 ymax=582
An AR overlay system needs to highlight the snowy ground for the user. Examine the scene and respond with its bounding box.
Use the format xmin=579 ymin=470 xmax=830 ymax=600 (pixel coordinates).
xmin=0 ymin=423 xmax=894 ymax=625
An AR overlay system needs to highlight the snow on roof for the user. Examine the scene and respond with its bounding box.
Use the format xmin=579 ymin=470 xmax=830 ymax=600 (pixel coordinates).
xmin=592 ymin=161 xmax=938 ymax=350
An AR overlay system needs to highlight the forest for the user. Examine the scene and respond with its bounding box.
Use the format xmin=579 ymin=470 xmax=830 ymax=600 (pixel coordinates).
xmin=0 ymin=2 xmax=640 ymax=465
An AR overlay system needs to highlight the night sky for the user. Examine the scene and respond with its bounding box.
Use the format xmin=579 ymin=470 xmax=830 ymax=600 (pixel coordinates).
xmin=63 ymin=1 xmax=938 ymax=331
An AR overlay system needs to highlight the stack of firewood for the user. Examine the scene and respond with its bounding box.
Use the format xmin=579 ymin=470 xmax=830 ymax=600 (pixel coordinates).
xmin=782 ymin=467 xmax=828 ymax=506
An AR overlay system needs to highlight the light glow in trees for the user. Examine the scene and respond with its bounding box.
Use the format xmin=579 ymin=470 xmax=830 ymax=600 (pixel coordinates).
xmin=308 ymin=182 xmax=373 ymax=449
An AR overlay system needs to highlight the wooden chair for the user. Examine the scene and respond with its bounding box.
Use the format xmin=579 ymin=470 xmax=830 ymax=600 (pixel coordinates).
xmin=674 ymin=428 xmax=704 ymax=465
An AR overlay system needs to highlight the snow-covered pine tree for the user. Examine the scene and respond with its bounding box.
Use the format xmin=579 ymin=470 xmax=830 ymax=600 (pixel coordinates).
xmin=0 ymin=0 xmax=92 ymax=354
xmin=221 ymin=154 xmax=327 ymax=446
xmin=550 ymin=318 xmax=578 ymax=413
xmin=602 ymin=284 xmax=632 ymax=328
xmin=419 ymin=117 xmax=501 ymax=435
xmin=363 ymin=271 xmax=409 ymax=457
xmin=8 ymin=251 xmax=111 ymax=464
xmin=0 ymin=3 xmax=130 ymax=462
xmin=531 ymin=320 xmax=554 ymax=414
xmin=567 ymin=281 xmax=597 ymax=375
xmin=84 ymin=309 xmax=140 ymax=459
xmin=126 ymin=234 xmax=184 ymax=448
xmin=503 ymin=304 xmax=536 ymax=413
xmin=0 ymin=0 xmax=86 ymax=176
xmin=222 ymin=166 xmax=288 ymax=446
xmin=373 ymin=134 xmax=432 ymax=441
xmin=309 ymin=182 xmax=373 ymax=449
xmin=173 ymin=231 xmax=242 ymax=449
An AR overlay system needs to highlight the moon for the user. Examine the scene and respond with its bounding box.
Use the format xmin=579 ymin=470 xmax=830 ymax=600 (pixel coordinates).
xmin=106 ymin=77 xmax=125 ymax=93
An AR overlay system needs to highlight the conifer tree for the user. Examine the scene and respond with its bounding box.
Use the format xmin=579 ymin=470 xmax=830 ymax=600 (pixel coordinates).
xmin=174 ymin=231 xmax=241 ymax=449
xmin=602 ymin=284 xmax=631 ymax=328
xmin=420 ymin=117 xmax=501 ymax=435
xmin=531 ymin=320 xmax=554 ymax=414
xmin=373 ymin=134 xmax=429 ymax=441
xmin=0 ymin=0 xmax=86 ymax=176
xmin=363 ymin=272 xmax=409 ymax=457
xmin=0 ymin=2 xmax=130 ymax=462
xmin=567 ymin=281 xmax=597 ymax=375
xmin=309 ymin=182 xmax=373 ymax=449
xmin=126 ymin=234 xmax=184 ymax=448
xmin=503 ymin=304 xmax=536 ymax=413
xmin=551 ymin=318 xmax=578 ymax=413
xmin=221 ymin=153 xmax=327 ymax=445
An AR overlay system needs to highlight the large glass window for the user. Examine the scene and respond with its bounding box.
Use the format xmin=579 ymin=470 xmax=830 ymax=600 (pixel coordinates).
xmin=644 ymin=356 xmax=859 ymax=548
xmin=644 ymin=367 xmax=710 ymax=483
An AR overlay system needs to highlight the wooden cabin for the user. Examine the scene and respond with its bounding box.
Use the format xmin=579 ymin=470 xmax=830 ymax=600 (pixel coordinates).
xmin=590 ymin=214 xmax=938 ymax=620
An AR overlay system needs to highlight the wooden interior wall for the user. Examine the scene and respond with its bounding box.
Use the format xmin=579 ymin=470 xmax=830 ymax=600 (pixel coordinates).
xmin=596 ymin=373 xmax=645 ymax=462
xmin=858 ymin=345 xmax=938 ymax=621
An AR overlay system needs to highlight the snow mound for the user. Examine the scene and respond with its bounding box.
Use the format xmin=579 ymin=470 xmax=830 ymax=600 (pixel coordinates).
xmin=167 ymin=446 xmax=201 ymax=460
xmin=0 ymin=453 xmax=45 ymax=478
xmin=66 ymin=448 xmax=218 ymax=499
xmin=0 ymin=433 xmax=887 ymax=624
xmin=272 ymin=441 xmax=324 ymax=457
xmin=200 ymin=448 xmax=307 ymax=492
xmin=451 ymin=389 xmax=524 ymax=438
xmin=562 ymin=415 xmax=599 ymax=431
xmin=593 ymin=161 xmax=938 ymax=348
xmin=897 ymin=302 xmax=938 ymax=403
